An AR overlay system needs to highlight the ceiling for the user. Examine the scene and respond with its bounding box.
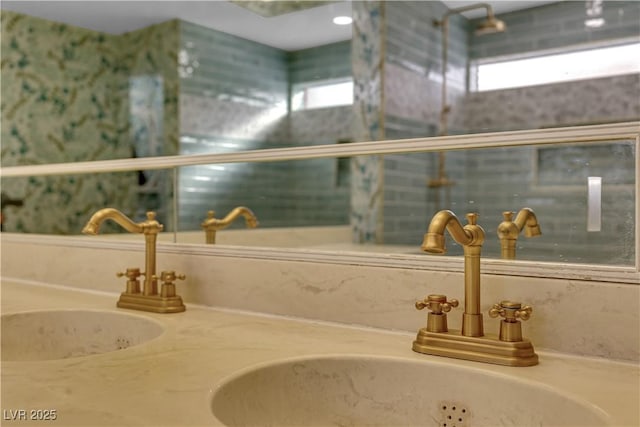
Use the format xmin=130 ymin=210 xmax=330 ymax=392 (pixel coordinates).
xmin=441 ymin=0 xmax=557 ymax=17
xmin=1 ymin=1 xmax=557 ymax=51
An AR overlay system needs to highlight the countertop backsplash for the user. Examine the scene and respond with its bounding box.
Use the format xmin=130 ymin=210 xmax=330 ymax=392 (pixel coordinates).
xmin=1 ymin=234 xmax=639 ymax=362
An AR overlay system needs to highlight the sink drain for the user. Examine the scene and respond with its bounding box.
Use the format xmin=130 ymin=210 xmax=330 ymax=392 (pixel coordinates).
xmin=115 ymin=337 xmax=131 ymax=349
xmin=439 ymin=401 xmax=469 ymax=427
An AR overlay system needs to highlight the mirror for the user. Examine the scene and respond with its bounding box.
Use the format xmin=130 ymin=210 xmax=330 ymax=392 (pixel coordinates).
xmin=3 ymin=136 xmax=635 ymax=267
xmin=173 ymin=140 xmax=636 ymax=266
xmin=1 ymin=1 xmax=638 ymax=269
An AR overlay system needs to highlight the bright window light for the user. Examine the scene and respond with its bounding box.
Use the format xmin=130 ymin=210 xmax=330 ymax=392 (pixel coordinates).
xmin=292 ymin=80 xmax=353 ymax=111
xmin=333 ymin=16 xmax=353 ymax=25
xmin=476 ymin=42 xmax=640 ymax=91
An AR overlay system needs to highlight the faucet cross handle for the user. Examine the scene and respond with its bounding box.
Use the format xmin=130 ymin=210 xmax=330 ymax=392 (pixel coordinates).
xmin=117 ymin=268 xmax=142 ymax=280
xmin=416 ymin=294 xmax=459 ymax=333
xmin=159 ymin=270 xmax=186 ymax=283
xmin=416 ymin=294 xmax=459 ymax=314
xmin=489 ymin=301 xmax=532 ymax=322
xmin=157 ymin=270 xmax=186 ymax=298
xmin=489 ymin=301 xmax=533 ymax=342
xmin=117 ymin=268 xmax=142 ymax=294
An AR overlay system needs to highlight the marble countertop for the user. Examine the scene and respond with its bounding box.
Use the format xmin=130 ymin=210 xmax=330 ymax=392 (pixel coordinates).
xmin=2 ymin=280 xmax=639 ymax=427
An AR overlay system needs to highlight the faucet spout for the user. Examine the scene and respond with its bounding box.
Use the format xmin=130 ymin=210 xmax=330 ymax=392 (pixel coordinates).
xmin=201 ymin=207 xmax=258 ymax=244
xmin=497 ymin=208 xmax=541 ymax=259
xmin=82 ymin=208 xmax=146 ymax=235
xmin=514 ymin=208 xmax=541 ymax=237
xmin=422 ymin=210 xmax=484 ymax=253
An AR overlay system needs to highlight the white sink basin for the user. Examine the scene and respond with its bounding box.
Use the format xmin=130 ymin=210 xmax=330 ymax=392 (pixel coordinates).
xmin=211 ymin=354 xmax=610 ymax=427
xmin=1 ymin=309 xmax=165 ymax=361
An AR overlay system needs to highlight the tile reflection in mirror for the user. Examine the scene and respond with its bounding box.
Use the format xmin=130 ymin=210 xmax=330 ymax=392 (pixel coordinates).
xmin=174 ymin=140 xmax=635 ymax=266
xmin=178 ymin=159 xmax=351 ymax=246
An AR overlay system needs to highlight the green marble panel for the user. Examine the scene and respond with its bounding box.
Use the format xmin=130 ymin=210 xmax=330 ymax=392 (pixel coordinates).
xmin=1 ymin=11 xmax=179 ymax=234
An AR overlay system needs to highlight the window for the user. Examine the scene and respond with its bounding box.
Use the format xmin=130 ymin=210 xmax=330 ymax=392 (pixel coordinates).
xmin=291 ymin=79 xmax=353 ymax=111
xmin=475 ymin=42 xmax=640 ymax=91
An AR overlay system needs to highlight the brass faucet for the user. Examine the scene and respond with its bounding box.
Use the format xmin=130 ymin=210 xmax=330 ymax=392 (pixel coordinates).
xmin=497 ymin=208 xmax=542 ymax=259
xmin=413 ymin=210 xmax=538 ymax=366
xmin=201 ymin=207 xmax=258 ymax=244
xmin=82 ymin=208 xmax=186 ymax=313
xmin=422 ymin=210 xmax=485 ymax=336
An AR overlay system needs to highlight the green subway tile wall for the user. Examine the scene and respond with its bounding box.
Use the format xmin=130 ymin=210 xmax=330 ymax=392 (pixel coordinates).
xmin=289 ymin=41 xmax=351 ymax=84
xmin=386 ymin=1 xmax=468 ymax=81
xmin=382 ymin=1 xmax=468 ymax=244
xmin=178 ymin=21 xmax=352 ymax=231
xmin=469 ymin=1 xmax=640 ymax=59
xmin=180 ymin=20 xmax=288 ymax=104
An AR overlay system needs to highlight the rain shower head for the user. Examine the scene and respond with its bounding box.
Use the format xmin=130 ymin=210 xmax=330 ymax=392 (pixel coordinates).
xmin=434 ymin=3 xmax=507 ymax=36
xmin=475 ymin=16 xmax=507 ymax=35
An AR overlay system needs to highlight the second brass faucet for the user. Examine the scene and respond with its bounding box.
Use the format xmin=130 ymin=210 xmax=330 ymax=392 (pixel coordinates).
xmin=497 ymin=207 xmax=541 ymax=259
xmin=201 ymin=207 xmax=258 ymax=244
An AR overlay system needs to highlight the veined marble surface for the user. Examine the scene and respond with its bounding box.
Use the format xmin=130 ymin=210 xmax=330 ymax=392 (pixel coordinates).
xmin=2 ymin=234 xmax=639 ymax=362
xmin=2 ymin=281 xmax=639 ymax=427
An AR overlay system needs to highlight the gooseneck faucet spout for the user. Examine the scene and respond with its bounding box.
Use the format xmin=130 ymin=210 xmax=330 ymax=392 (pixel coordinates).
xmin=201 ymin=207 xmax=258 ymax=244
xmin=422 ymin=210 xmax=483 ymax=252
xmin=83 ymin=208 xmax=163 ymax=296
xmin=497 ymin=208 xmax=541 ymax=259
xmin=83 ymin=208 xmax=149 ymax=234
xmin=422 ymin=210 xmax=485 ymax=337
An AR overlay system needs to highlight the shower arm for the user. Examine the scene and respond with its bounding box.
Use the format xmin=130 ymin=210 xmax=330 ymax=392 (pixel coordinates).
xmin=435 ymin=3 xmax=495 ymax=137
xmin=430 ymin=3 xmax=498 ymax=195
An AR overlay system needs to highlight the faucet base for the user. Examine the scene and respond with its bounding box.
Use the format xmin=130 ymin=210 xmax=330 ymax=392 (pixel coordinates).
xmin=117 ymin=293 xmax=186 ymax=314
xmin=412 ymin=328 xmax=538 ymax=367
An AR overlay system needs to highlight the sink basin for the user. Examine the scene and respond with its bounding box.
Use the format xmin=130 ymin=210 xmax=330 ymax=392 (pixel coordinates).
xmin=211 ymin=354 xmax=610 ymax=427
xmin=1 ymin=309 xmax=165 ymax=361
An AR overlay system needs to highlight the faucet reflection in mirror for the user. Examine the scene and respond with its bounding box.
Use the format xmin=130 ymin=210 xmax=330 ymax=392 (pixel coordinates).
xmin=413 ymin=210 xmax=538 ymax=367
xmin=201 ymin=207 xmax=259 ymax=244
xmin=0 ymin=192 xmax=24 ymax=232
xmin=82 ymin=208 xmax=186 ymax=313
xmin=497 ymin=208 xmax=542 ymax=260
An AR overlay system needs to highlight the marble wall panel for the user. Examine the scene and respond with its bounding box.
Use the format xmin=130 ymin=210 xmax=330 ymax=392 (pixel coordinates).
xmin=351 ymin=1 xmax=385 ymax=244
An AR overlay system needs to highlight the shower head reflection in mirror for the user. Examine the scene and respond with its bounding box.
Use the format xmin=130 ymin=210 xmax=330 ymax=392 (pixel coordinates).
xmin=431 ymin=2 xmax=507 ymax=209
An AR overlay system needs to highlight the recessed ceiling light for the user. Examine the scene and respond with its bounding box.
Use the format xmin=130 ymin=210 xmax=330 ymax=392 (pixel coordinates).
xmin=333 ymin=16 xmax=353 ymax=25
